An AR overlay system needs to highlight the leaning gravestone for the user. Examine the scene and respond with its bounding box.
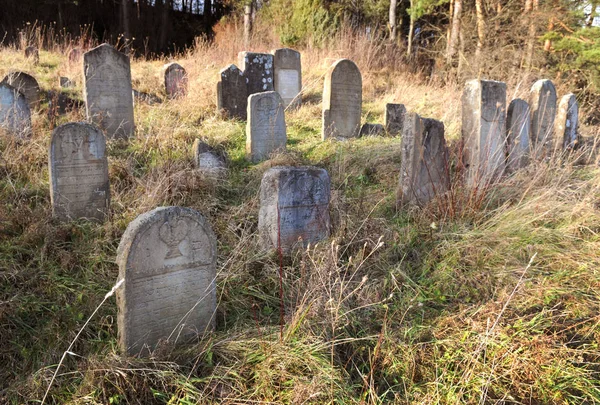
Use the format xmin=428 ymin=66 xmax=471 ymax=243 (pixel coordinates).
xmin=163 ymin=63 xmax=188 ymax=99
xmin=385 ymin=103 xmax=406 ymax=136
xmin=272 ymin=48 xmax=302 ymax=109
xmin=259 ymin=166 xmax=331 ymax=252
xmin=25 ymin=46 xmax=39 ymax=64
xmin=49 ymin=122 xmax=110 ymax=222
xmin=116 ymin=206 xmax=217 ymax=356
xmin=506 ymin=99 xmax=530 ymax=171
xmin=217 ymin=65 xmax=247 ymax=120
xmin=554 ymin=93 xmax=578 ymax=150
xmin=2 ymin=72 xmax=41 ymax=108
xmin=398 ymin=113 xmax=450 ymax=206
xmin=238 ymin=52 xmax=274 ymax=95
xmin=246 ymin=91 xmax=287 ymax=162
xmin=322 ymin=59 xmax=362 ymax=140
xmin=83 ymin=43 xmax=135 ymax=139
xmin=462 ymin=79 xmax=507 ymax=186
xmin=529 ymin=79 xmax=557 ymax=157
xmin=0 ymin=83 xmax=32 ymax=138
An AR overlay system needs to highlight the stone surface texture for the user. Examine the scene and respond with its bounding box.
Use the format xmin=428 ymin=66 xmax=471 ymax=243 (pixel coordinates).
xmin=506 ymin=98 xmax=531 ymax=171
xmin=163 ymin=63 xmax=188 ymax=99
xmin=25 ymin=46 xmax=39 ymax=64
xmin=359 ymin=123 xmax=385 ymax=137
xmin=0 ymin=82 xmax=32 ymax=138
xmin=68 ymin=48 xmax=82 ymax=64
xmin=246 ymin=91 xmax=286 ymax=162
xmin=385 ymin=103 xmax=407 ymax=136
xmin=1 ymin=72 xmax=41 ymax=108
xmin=217 ymin=64 xmax=247 ymax=120
xmin=322 ymin=59 xmax=362 ymax=140
xmin=529 ymin=79 xmax=557 ymax=156
xmin=193 ymin=139 xmax=227 ymax=176
xmin=554 ymin=93 xmax=578 ymax=150
xmin=272 ymin=48 xmax=302 ymax=109
xmin=238 ymin=52 xmax=274 ymax=95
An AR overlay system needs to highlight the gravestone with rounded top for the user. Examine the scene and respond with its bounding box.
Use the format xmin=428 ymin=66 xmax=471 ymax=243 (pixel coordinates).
xmin=238 ymin=52 xmax=274 ymax=95
xmin=554 ymin=93 xmax=578 ymax=150
xmin=272 ymin=48 xmax=302 ymax=109
xmin=529 ymin=79 xmax=557 ymax=157
xmin=2 ymin=72 xmax=41 ymax=108
xmin=25 ymin=46 xmax=39 ymax=64
xmin=83 ymin=43 xmax=135 ymax=139
xmin=259 ymin=166 xmax=331 ymax=253
xmin=116 ymin=206 xmax=217 ymax=356
xmin=506 ymin=99 xmax=530 ymax=171
xmin=0 ymin=83 xmax=32 ymax=138
xmin=246 ymin=91 xmax=286 ymax=162
xmin=68 ymin=48 xmax=82 ymax=64
xmin=49 ymin=122 xmax=110 ymax=222
xmin=322 ymin=59 xmax=362 ymax=140
xmin=217 ymin=64 xmax=247 ymax=120
xmin=163 ymin=63 xmax=188 ymax=99
xmin=385 ymin=103 xmax=406 ymax=136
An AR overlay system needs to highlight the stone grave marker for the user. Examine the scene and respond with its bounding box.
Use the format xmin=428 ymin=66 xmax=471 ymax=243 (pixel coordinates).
xmin=0 ymin=83 xmax=32 ymax=138
xmin=385 ymin=103 xmax=406 ymax=136
xmin=506 ymin=99 xmax=530 ymax=171
xmin=163 ymin=63 xmax=188 ymax=99
xmin=83 ymin=43 xmax=135 ymax=139
xmin=360 ymin=123 xmax=385 ymax=137
xmin=322 ymin=59 xmax=362 ymax=140
xmin=59 ymin=76 xmax=75 ymax=88
xmin=1 ymin=72 xmax=41 ymax=108
xmin=271 ymin=48 xmax=302 ymax=109
xmin=193 ymin=139 xmax=227 ymax=177
xmin=554 ymin=93 xmax=578 ymax=150
xmin=246 ymin=91 xmax=286 ymax=162
xmin=259 ymin=166 xmax=331 ymax=252
xmin=25 ymin=46 xmax=39 ymax=64
xmin=116 ymin=206 xmax=217 ymax=356
xmin=529 ymin=79 xmax=557 ymax=157
xmin=217 ymin=64 xmax=247 ymax=120
xmin=238 ymin=52 xmax=274 ymax=95
xmin=49 ymin=122 xmax=110 ymax=222
xmin=462 ymin=79 xmax=507 ymax=186
xmin=68 ymin=48 xmax=82 ymax=64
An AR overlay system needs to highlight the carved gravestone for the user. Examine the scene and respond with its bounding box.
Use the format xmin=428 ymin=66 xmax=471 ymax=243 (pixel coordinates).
xmin=272 ymin=48 xmax=302 ymax=109
xmin=117 ymin=206 xmax=217 ymax=356
xmin=554 ymin=93 xmax=578 ymax=150
xmin=462 ymin=79 xmax=506 ymax=186
xmin=322 ymin=59 xmax=362 ymax=140
xmin=529 ymin=79 xmax=557 ymax=157
xmin=359 ymin=123 xmax=385 ymax=137
xmin=259 ymin=166 xmax=331 ymax=252
xmin=1 ymin=72 xmax=41 ymax=108
xmin=238 ymin=52 xmax=274 ymax=95
xmin=385 ymin=103 xmax=406 ymax=136
xmin=193 ymin=139 xmax=227 ymax=176
xmin=68 ymin=48 xmax=82 ymax=64
xmin=0 ymin=83 xmax=32 ymax=138
xmin=246 ymin=91 xmax=287 ymax=162
xmin=506 ymin=99 xmax=530 ymax=171
xmin=49 ymin=122 xmax=110 ymax=221
xmin=398 ymin=113 xmax=450 ymax=206
xmin=25 ymin=46 xmax=39 ymax=64
xmin=83 ymin=43 xmax=135 ymax=139
xmin=217 ymin=65 xmax=247 ymax=120
xmin=163 ymin=63 xmax=188 ymax=99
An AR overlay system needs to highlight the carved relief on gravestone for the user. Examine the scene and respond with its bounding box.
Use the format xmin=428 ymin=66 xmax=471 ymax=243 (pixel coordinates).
xmin=554 ymin=93 xmax=578 ymax=151
xmin=116 ymin=206 xmax=217 ymax=356
xmin=271 ymin=48 xmax=302 ymax=109
xmin=259 ymin=166 xmax=331 ymax=252
xmin=385 ymin=103 xmax=406 ymax=136
xmin=217 ymin=64 xmax=248 ymax=120
xmin=322 ymin=59 xmax=362 ymax=140
xmin=163 ymin=63 xmax=188 ymax=99
xmin=0 ymin=82 xmax=32 ymax=138
xmin=83 ymin=43 xmax=135 ymax=139
xmin=2 ymin=72 xmax=41 ymax=108
xmin=529 ymin=79 xmax=557 ymax=157
xmin=49 ymin=122 xmax=110 ymax=221
xmin=238 ymin=52 xmax=274 ymax=95
xmin=25 ymin=46 xmax=39 ymax=64
xmin=506 ymin=99 xmax=531 ymax=171
xmin=246 ymin=91 xmax=286 ymax=162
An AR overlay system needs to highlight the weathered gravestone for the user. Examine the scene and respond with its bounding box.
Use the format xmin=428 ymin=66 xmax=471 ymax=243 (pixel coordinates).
xmin=68 ymin=48 xmax=82 ymax=64
xmin=462 ymin=79 xmax=507 ymax=186
xmin=49 ymin=122 xmax=110 ymax=222
xmin=360 ymin=123 xmax=385 ymax=137
xmin=247 ymin=91 xmax=286 ymax=162
xmin=217 ymin=65 xmax=247 ymax=120
xmin=193 ymin=139 xmax=227 ymax=176
xmin=272 ymin=48 xmax=302 ymax=109
xmin=238 ymin=52 xmax=274 ymax=95
xmin=1 ymin=72 xmax=41 ymax=108
xmin=529 ymin=79 xmax=557 ymax=157
xmin=83 ymin=43 xmax=135 ymax=139
xmin=506 ymin=99 xmax=530 ymax=171
xmin=322 ymin=59 xmax=362 ymax=140
xmin=259 ymin=166 xmax=331 ymax=252
xmin=385 ymin=103 xmax=406 ymax=136
xmin=0 ymin=83 xmax=32 ymax=138
xmin=398 ymin=113 xmax=450 ymax=206
xmin=163 ymin=63 xmax=188 ymax=99
xmin=554 ymin=93 xmax=578 ymax=150
xmin=59 ymin=76 xmax=75 ymax=88
xmin=116 ymin=206 xmax=217 ymax=356
xmin=25 ymin=46 xmax=39 ymax=64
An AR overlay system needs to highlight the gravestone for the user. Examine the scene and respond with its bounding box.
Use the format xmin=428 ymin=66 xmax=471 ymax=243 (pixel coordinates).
xmin=238 ymin=52 xmax=274 ymax=95
xmin=272 ymin=48 xmax=302 ymax=109
xmin=0 ymin=83 xmax=32 ymax=138
xmin=385 ymin=103 xmax=406 ymax=136
xmin=68 ymin=48 xmax=82 ymax=64
xmin=554 ymin=93 xmax=578 ymax=150
xmin=529 ymin=79 xmax=557 ymax=157
xmin=59 ymin=77 xmax=75 ymax=88
xmin=216 ymin=64 xmax=247 ymax=120
xmin=398 ymin=113 xmax=450 ymax=206
xmin=116 ymin=206 xmax=217 ymax=356
xmin=506 ymin=99 xmax=530 ymax=171
xmin=49 ymin=122 xmax=110 ymax=221
xmin=2 ymin=72 xmax=41 ymax=108
xmin=83 ymin=43 xmax=135 ymax=139
xmin=322 ymin=59 xmax=362 ymax=140
xmin=24 ymin=46 xmax=39 ymax=64
xmin=359 ymin=123 xmax=385 ymax=137
xmin=163 ymin=63 xmax=188 ymax=99
xmin=462 ymin=79 xmax=506 ymax=186
xmin=246 ymin=91 xmax=286 ymax=162
xmin=193 ymin=139 xmax=227 ymax=176
xmin=259 ymin=166 xmax=331 ymax=252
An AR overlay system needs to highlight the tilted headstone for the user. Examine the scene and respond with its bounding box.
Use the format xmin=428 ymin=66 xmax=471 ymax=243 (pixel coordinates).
xmin=238 ymin=52 xmax=274 ymax=95
xmin=398 ymin=113 xmax=450 ymax=206
xmin=68 ymin=48 xmax=82 ymax=64
xmin=271 ymin=48 xmax=302 ymax=109
xmin=0 ymin=83 xmax=32 ymax=138
xmin=59 ymin=76 xmax=75 ymax=88
xmin=360 ymin=123 xmax=385 ymax=137
xmin=83 ymin=43 xmax=135 ymax=139
xmin=385 ymin=103 xmax=406 ymax=136
xmin=193 ymin=139 xmax=227 ymax=176
xmin=163 ymin=63 xmax=188 ymax=99
xmin=24 ymin=46 xmax=39 ymax=64
xmin=2 ymin=72 xmax=41 ymax=108
xmin=259 ymin=166 xmax=331 ymax=252
xmin=217 ymin=64 xmax=247 ymax=120
xmin=322 ymin=59 xmax=362 ymax=140
xmin=116 ymin=206 xmax=217 ymax=356
xmin=554 ymin=93 xmax=578 ymax=150
xmin=49 ymin=122 xmax=110 ymax=222
xmin=506 ymin=99 xmax=530 ymax=171
xmin=529 ymin=79 xmax=557 ymax=157
xmin=246 ymin=91 xmax=286 ymax=162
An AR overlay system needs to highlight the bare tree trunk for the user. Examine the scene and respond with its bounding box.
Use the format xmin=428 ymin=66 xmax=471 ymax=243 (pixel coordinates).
xmin=525 ymin=0 xmax=538 ymax=70
xmin=544 ymin=19 xmax=553 ymax=51
xmin=475 ymin=0 xmax=485 ymax=65
xmin=407 ymin=0 xmax=414 ymax=58
xmin=244 ymin=2 xmax=253 ymax=47
xmin=389 ymin=0 xmax=398 ymax=42
xmin=587 ymin=1 xmax=598 ymax=27
xmin=446 ymin=0 xmax=462 ymax=65
xmin=495 ymin=1 xmax=502 ymax=32
xmin=121 ymin=0 xmax=131 ymax=43
xmin=446 ymin=0 xmax=454 ymax=45
xmin=159 ymin=0 xmax=170 ymax=53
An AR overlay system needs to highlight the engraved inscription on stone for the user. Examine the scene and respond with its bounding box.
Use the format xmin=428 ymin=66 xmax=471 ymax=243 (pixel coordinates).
xmin=0 ymin=82 xmax=32 ymax=138
xmin=217 ymin=64 xmax=248 ymax=120
xmin=385 ymin=103 xmax=406 ymax=136
xmin=163 ymin=63 xmax=188 ymax=99
xmin=277 ymin=70 xmax=300 ymax=100
xmin=322 ymin=59 xmax=362 ymax=140
xmin=272 ymin=48 xmax=302 ymax=109
xmin=246 ymin=91 xmax=287 ymax=162
xmin=529 ymin=79 xmax=557 ymax=157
